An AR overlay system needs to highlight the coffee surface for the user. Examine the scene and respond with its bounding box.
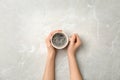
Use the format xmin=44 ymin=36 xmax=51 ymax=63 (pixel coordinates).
xmin=52 ymin=33 xmax=67 ymax=47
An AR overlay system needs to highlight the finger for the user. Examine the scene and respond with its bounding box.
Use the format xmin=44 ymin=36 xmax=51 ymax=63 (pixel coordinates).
xmin=48 ymin=30 xmax=62 ymax=39
xmin=70 ymin=34 xmax=76 ymax=45
xmin=46 ymin=30 xmax=62 ymax=46
xmin=75 ymin=34 xmax=81 ymax=47
xmin=45 ymin=37 xmax=51 ymax=47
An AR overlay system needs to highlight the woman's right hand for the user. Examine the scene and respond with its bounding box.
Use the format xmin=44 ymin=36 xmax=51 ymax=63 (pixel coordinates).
xmin=67 ymin=34 xmax=82 ymax=57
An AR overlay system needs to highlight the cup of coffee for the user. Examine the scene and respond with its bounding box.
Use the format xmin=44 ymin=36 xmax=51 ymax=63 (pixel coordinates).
xmin=51 ymin=31 xmax=69 ymax=49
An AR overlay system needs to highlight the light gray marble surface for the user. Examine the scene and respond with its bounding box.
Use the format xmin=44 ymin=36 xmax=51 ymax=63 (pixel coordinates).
xmin=0 ymin=0 xmax=120 ymax=80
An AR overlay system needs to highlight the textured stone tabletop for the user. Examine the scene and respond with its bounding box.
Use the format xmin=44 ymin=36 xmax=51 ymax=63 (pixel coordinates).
xmin=0 ymin=0 xmax=120 ymax=80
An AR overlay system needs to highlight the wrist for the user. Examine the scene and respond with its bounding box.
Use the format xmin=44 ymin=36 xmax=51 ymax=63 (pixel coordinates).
xmin=67 ymin=52 xmax=76 ymax=58
xmin=67 ymin=51 xmax=74 ymax=54
xmin=68 ymin=54 xmax=76 ymax=63
xmin=47 ymin=52 xmax=56 ymax=60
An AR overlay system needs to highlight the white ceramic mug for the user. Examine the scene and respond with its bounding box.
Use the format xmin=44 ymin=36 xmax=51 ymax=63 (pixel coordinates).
xmin=51 ymin=31 xmax=69 ymax=49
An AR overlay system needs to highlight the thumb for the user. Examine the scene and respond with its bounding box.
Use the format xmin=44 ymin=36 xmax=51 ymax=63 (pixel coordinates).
xmin=70 ymin=34 xmax=75 ymax=45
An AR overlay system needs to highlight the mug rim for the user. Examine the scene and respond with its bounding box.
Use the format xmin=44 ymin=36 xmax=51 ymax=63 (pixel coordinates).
xmin=51 ymin=31 xmax=69 ymax=49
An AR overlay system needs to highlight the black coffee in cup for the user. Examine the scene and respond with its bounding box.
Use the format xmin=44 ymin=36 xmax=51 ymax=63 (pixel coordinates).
xmin=52 ymin=33 xmax=67 ymax=47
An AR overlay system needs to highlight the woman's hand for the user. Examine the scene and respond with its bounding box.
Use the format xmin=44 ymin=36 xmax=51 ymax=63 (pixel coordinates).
xmin=67 ymin=34 xmax=83 ymax=80
xmin=43 ymin=30 xmax=62 ymax=80
xmin=45 ymin=30 xmax=62 ymax=57
xmin=67 ymin=33 xmax=82 ymax=57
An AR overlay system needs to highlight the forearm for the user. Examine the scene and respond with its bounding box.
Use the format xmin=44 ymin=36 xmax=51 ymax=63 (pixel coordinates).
xmin=43 ymin=53 xmax=56 ymax=80
xmin=68 ymin=53 xmax=83 ymax=80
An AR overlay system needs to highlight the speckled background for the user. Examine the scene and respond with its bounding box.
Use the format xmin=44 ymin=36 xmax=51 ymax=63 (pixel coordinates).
xmin=0 ymin=0 xmax=120 ymax=80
